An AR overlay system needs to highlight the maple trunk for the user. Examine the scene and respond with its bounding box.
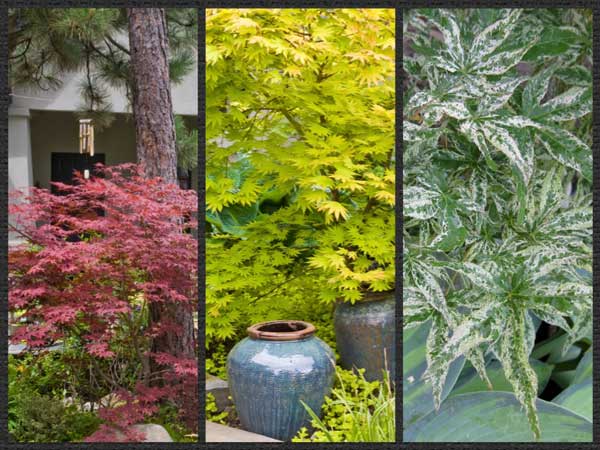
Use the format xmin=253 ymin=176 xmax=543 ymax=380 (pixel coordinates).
xmin=127 ymin=8 xmax=196 ymax=370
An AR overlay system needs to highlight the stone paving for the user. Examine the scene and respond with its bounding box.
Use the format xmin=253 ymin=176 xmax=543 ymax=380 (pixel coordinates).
xmin=206 ymin=421 xmax=281 ymax=442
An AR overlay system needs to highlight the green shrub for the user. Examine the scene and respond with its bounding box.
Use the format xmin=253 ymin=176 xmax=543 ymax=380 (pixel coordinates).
xmin=205 ymin=393 xmax=229 ymax=425
xmin=293 ymin=368 xmax=395 ymax=442
xmin=9 ymin=389 xmax=101 ymax=443
xmin=9 ymin=353 xmax=102 ymax=442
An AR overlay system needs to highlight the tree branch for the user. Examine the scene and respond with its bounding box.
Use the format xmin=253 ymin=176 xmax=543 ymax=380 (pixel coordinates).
xmin=279 ymin=108 xmax=304 ymax=137
xmin=106 ymin=35 xmax=130 ymax=55
xmin=9 ymin=38 xmax=31 ymax=60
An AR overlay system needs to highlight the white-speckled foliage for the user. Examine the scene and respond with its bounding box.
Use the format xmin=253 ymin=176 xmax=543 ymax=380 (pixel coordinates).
xmin=404 ymin=9 xmax=592 ymax=440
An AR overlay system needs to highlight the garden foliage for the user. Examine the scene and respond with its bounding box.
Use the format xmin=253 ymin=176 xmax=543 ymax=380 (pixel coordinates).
xmin=9 ymin=165 xmax=198 ymax=441
xmin=404 ymin=9 xmax=592 ymax=441
xmin=206 ymin=8 xmax=395 ymax=344
xmin=293 ymin=367 xmax=395 ymax=443
xmin=9 ymin=354 xmax=102 ymax=442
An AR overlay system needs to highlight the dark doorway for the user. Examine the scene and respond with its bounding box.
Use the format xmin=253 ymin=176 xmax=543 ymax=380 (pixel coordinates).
xmin=50 ymin=152 xmax=105 ymax=194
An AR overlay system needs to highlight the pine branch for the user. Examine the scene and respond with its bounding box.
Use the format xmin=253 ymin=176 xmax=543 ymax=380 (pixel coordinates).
xmin=8 ymin=38 xmax=31 ymax=60
xmin=106 ymin=35 xmax=130 ymax=55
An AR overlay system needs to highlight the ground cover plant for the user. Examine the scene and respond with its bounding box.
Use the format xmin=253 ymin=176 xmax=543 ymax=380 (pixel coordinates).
xmin=9 ymin=165 xmax=198 ymax=442
xmin=403 ymin=8 xmax=592 ymax=442
xmin=206 ymin=8 xmax=395 ymax=442
xmin=293 ymin=368 xmax=395 ymax=442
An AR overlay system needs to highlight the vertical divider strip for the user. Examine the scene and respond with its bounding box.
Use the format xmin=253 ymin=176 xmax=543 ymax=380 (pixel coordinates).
xmin=592 ymin=5 xmax=599 ymax=445
xmin=0 ymin=5 xmax=8 ymax=446
xmin=396 ymin=4 xmax=403 ymax=444
xmin=198 ymin=5 xmax=207 ymax=444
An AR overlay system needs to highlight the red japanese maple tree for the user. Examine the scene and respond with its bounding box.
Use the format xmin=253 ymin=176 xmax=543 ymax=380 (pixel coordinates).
xmin=9 ymin=164 xmax=198 ymax=441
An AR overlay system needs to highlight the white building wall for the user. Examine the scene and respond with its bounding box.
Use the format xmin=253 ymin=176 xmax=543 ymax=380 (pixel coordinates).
xmin=10 ymin=61 xmax=197 ymax=116
xmin=8 ymin=107 xmax=33 ymax=192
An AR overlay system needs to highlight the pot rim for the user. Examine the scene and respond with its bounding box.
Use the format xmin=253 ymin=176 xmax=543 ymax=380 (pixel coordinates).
xmin=247 ymin=320 xmax=316 ymax=341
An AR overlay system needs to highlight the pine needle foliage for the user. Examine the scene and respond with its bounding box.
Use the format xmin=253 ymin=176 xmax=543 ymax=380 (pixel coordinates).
xmin=206 ymin=9 xmax=395 ymax=343
xmin=9 ymin=8 xmax=197 ymax=129
xmin=404 ymin=8 xmax=592 ymax=440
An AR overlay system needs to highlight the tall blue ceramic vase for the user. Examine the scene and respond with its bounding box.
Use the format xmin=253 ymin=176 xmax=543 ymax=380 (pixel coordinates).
xmin=227 ymin=320 xmax=335 ymax=441
xmin=334 ymin=291 xmax=395 ymax=382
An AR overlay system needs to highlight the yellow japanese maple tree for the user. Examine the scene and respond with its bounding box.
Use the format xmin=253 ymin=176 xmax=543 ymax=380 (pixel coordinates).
xmin=206 ymin=8 xmax=395 ymax=342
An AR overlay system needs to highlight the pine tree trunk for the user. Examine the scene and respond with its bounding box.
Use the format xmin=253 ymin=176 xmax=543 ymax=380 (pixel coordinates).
xmin=128 ymin=8 xmax=178 ymax=184
xmin=127 ymin=8 xmax=196 ymax=370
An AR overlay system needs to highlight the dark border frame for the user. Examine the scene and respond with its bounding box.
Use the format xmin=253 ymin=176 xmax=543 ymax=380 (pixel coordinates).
xmin=0 ymin=0 xmax=597 ymax=449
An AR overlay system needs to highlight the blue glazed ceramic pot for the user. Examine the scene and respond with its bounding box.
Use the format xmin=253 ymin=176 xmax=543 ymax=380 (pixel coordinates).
xmin=334 ymin=291 xmax=395 ymax=382
xmin=227 ymin=320 xmax=335 ymax=441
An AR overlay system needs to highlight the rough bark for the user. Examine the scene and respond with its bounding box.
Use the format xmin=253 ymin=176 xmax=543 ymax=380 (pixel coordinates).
xmin=127 ymin=8 xmax=178 ymax=184
xmin=127 ymin=8 xmax=196 ymax=366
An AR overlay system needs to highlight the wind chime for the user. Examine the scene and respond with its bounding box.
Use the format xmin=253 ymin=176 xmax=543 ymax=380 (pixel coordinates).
xmin=79 ymin=118 xmax=94 ymax=179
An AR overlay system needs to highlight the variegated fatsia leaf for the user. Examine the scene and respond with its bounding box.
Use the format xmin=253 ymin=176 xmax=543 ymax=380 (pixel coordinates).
xmin=493 ymin=304 xmax=541 ymax=439
xmin=404 ymin=185 xmax=440 ymax=220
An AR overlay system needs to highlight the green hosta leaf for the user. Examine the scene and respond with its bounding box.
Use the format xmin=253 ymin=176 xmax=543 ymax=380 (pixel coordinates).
xmin=553 ymin=378 xmax=592 ymax=421
xmin=572 ymin=348 xmax=592 ymax=385
xmin=206 ymin=203 xmax=259 ymax=236
xmin=552 ymin=369 xmax=578 ymax=390
xmin=533 ymin=332 xmax=583 ymax=367
xmin=405 ymin=392 xmax=592 ymax=442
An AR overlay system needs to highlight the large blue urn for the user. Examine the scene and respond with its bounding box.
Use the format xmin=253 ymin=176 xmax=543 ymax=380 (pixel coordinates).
xmin=227 ymin=320 xmax=335 ymax=441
